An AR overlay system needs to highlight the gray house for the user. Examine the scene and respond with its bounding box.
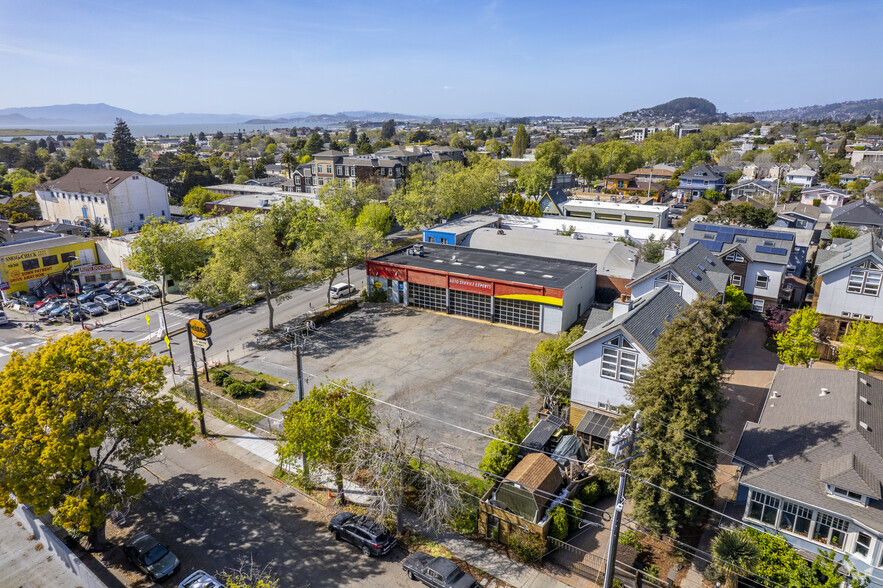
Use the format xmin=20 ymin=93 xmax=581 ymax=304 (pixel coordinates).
xmin=830 ymin=200 xmax=883 ymax=234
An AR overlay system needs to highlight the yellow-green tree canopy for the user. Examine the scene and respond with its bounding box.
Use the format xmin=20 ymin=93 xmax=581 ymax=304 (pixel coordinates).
xmin=837 ymin=321 xmax=883 ymax=373
xmin=0 ymin=332 xmax=194 ymax=549
xmin=127 ymin=215 xmax=206 ymax=300
xmin=775 ymin=307 xmax=820 ymax=367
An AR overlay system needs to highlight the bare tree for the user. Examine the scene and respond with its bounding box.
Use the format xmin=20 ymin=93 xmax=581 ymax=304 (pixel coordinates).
xmin=220 ymin=554 xmax=282 ymax=588
xmin=345 ymin=408 xmax=464 ymax=535
xmin=717 ymin=151 xmax=743 ymax=169
xmin=753 ymin=152 xmax=774 ymax=178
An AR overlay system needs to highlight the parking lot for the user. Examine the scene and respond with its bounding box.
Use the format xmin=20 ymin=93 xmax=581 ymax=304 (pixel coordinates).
xmin=237 ymin=304 xmax=546 ymax=470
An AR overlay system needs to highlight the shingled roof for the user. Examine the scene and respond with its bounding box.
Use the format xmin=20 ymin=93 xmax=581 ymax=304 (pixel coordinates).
xmin=628 ymin=241 xmax=732 ymax=297
xmin=816 ymin=232 xmax=883 ymax=275
xmin=38 ymin=168 xmax=140 ymax=195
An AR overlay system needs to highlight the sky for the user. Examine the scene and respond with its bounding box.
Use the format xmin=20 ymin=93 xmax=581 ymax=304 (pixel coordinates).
xmin=1 ymin=0 xmax=882 ymax=118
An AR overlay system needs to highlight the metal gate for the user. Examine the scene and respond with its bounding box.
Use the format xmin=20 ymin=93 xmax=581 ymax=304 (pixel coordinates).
xmin=409 ymin=283 xmax=447 ymax=312
xmin=494 ymin=297 xmax=540 ymax=330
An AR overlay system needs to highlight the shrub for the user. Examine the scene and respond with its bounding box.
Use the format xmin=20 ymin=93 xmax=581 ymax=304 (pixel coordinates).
xmin=581 ymin=480 xmax=606 ymax=504
xmin=571 ymin=498 xmax=584 ymax=523
xmin=619 ymin=528 xmax=643 ymax=552
xmin=248 ymin=379 xmax=268 ymax=391
xmin=507 ymin=528 xmax=545 ymax=563
xmin=361 ymin=287 xmax=387 ymax=303
xmin=313 ymin=300 xmax=358 ymax=327
xmin=812 ymin=198 xmax=821 ymax=207
xmin=643 ymin=564 xmax=661 ymax=580
xmin=549 ymin=506 xmax=569 ymax=540
xmin=211 ymin=371 xmax=229 ymax=386
xmin=225 ymin=381 xmax=249 ymax=398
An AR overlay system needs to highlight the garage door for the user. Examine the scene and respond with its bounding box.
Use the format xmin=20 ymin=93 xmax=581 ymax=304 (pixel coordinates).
xmin=494 ymin=297 xmax=540 ymax=330
xmin=449 ymin=289 xmax=491 ymax=321
xmin=409 ymin=282 xmax=447 ymax=312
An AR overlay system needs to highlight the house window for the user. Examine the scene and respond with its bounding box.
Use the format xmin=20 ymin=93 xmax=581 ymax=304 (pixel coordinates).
xmin=295 ymin=176 xmax=301 ymax=184
xmin=381 ymin=168 xmax=386 ymax=176
xmin=847 ymin=261 xmax=882 ymax=296
xmin=747 ymin=490 xmax=780 ymax=526
xmin=830 ymin=486 xmax=864 ymax=503
xmin=139 ymin=213 xmax=145 ymax=220
xmin=814 ymin=513 xmax=849 ymax=547
xmin=778 ymin=501 xmax=812 ymax=537
xmin=725 ymin=252 xmax=745 ymax=262
xmin=756 ymin=274 xmax=769 ymax=289
xmin=350 ymin=166 xmax=356 ymax=175
xmin=653 ymin=271 xmax=683 ymax=295
xmin=752 ymin=298 xmax=764 ymax=312
xmin=854 ymin=532 xmax=872 ymax=558
xmin=732 ymin=274 xmax=743 ymax=287
xmin=336 ymin=165 xmax=343 ymax=176
xmin=600 ymin=335 xmax=638 ymax=383
xmin=81 ymin=206 xmax=88 ymax=218
xmin=326 ymin=165 xmax=332 ymax=173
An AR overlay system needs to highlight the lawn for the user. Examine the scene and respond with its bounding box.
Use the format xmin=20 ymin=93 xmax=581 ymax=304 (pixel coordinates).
xmin=203 ymin=363 xmax=293 ymax=416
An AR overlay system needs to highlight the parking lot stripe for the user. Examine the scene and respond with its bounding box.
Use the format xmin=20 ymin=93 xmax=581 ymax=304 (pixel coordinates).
xmin=476 ymin=369 xmax=532 ymax=384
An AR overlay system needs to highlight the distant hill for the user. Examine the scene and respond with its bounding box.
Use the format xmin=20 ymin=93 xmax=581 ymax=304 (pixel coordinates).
xmin=737 ymin=98 xmax=883 ymax=122
xmin=245 ymin=111 xmax=433 ymax=124
xmin=0 ymin=103 xmax=258 ymax=126
xmin=621 ymin=97 xmax=717 ymax=120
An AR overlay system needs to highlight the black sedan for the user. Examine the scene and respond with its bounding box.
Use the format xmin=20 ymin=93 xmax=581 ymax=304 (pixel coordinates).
xmin=402 ymin=553 xmax=478 ymax=588
xmin=123 ymin=531 xmax=180 ymax=582
xmin=328 ymin=512 xmax=397 ymax=557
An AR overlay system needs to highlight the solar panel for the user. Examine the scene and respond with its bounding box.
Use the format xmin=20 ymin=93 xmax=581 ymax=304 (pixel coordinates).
xmin=755 ymin=245 xmax=789 ymax=256
xmin=693 ymin=223 xmax=709 ymax=232
xmin=702 ymin=241 xmax=723 ymax=252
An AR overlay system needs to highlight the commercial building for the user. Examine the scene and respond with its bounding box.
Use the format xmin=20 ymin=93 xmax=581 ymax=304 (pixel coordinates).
xmin=0 ymin=234 xmax=99 ymax=299
xmin=35 ymin=168 xmax=170 ymax=234
xmin=366 ymin=243 xmax=595 ymax=333
xmin=560 ymin=199 xmax=670 ymax=228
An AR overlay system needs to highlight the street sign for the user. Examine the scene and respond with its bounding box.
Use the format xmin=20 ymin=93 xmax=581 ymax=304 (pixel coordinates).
xmin=188 ymin=318 xmax=212 ymax=339
xmin=145 ymin=315 xmax=151 ymax=326
xmin=192 ymin=337 xmax=211 ymax=350
xmin=0 ymin=281 xmax=9 ymax=290
xmin=164 ymin=335 xmax=171 ymax=348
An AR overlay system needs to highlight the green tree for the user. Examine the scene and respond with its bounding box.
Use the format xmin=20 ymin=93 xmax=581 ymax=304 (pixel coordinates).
xmin=549 ymin=506 xmax=569 ymax=540
xmin=0 ymin=194 xmax=41 ymax=222
xmin=528 ymin=325 xmax=584 ymax=415
xmin=522 ymin=199 xmax=542 ymax=216
xmin=829 ymin=225 xmax=859 ymax=239
xmin=627 ymin=295 xmax=727 ymax=537
xmin=565 ymin=145 xmax=603 ymax=181
xmin=127 ymin=216 xmax=206 ymax=304
xmin=380 ymin=119 xmax=396 ymax=140
xmin=836 ymin=321 xmax=883 ymax=372
xmin=181 ymin=186 xmax=216 ymax=215
xmin=303 ymin=132 xmax=324 ymax=156
xmin=711 ymin=529 xmax=760 ymax=588
xmin=639 ymin=236 xmax=665 ymax=263
xmin=478 ymin=405 xmax=534 ymax=481
xmin=69 ymin=138 xmax=97 ymax=162
xmin=673 ymin=198 xmax=713 ymax=228
xmin=512 ymin=124 xmax=529 ymax=158
xmin=724 ymin=285 xmax=751 ymax=317
xmin=775 ymin=307 xmax=820 ymax=366
xmin=111 ymin=118 xmax=140 ymax=171
xmin=518 ymin=160 xmax=556 ymax=197
xmin=0 ymin=332 xmax=194 ymax=550
xmin=356 ymin=201 xmax=392 ymax=235
xmin=348 ymin=127 xmax=358 ymax=144
xmin=86 ymin=218 xmax=109 ymax=237
xmin=534 ymin=139 xmax=570 ymax=174
xmin=277 ymin=379 xmax=375 ymax=499
xmin=191 ymin=211 xmax=295 ymax=330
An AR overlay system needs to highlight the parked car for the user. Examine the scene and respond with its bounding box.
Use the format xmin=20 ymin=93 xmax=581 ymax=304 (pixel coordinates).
xmin=178 ymin=570 xmax=224 ymax=588
xmin=129 ymin=288 xmax=153 ymax=303
xmin=114 ymin=292 xmax=138 ymax=307
xmin=94 ymin=294 xmax=120 ymax=312
xmin=142 ymin=282 xmax=162 ymax=298
xmin=34 ymin=294 xmax=64 ymax=309
xmin=78 ymin=287 xmax=111 ymax=303
xmin=81 ymin=302 xmax=106 ymax=317
xmin=112 ymin=281 xmax=136 ymax=293
xmin=330 ymin=283 xmax=357 ymax=299
xmin=123 ymin=531 xmax=180 ymax=582
xmin=37 ymin=299 xmax=67 ymax=316
xmin=328 ymin=513 xmax=397 ymax=557
xmin=13 ymin=294 xmax=40 ymax=307
xmin=49 ymin=303 xmax=82 ymax=321
xmin=104 ymin=280 xmax=122 ymax=291
xmin=0 ymin=310 xmax=8 ymax=326
xmin=402 ymin=554 xmax=479 ymax=588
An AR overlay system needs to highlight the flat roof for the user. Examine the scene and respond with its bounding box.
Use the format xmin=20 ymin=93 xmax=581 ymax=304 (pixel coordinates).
xmin=370 ymin=243 xmax=595 ymax=289
xmin=501 ymin=214 xmax=675 ymax=242
xmin=203 ymin=183 xmax=279 ymax=194
xmin=424 ymin=215 xmax=500 ymax=237
xmin=0 ymin=234 xmax=91 ymax=259
xmin=562 ymin=200 xmax=670 ymax=214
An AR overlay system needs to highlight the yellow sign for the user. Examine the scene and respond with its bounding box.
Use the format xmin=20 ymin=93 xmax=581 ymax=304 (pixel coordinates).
xmin=145 ymin=315 xmax=150 ymax=325
xmin=164 ymin=335 xmax=171 ymax=348
xmin=188 ymin=318 xmax=211 ymax=339
xmin=0 ymin=249 xmax=50 ymax=264
xmin=374 ymin=280 xmax=383 ymax=288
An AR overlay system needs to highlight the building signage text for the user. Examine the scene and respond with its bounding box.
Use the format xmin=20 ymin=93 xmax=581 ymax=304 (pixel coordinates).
xmin=449 ymin=277 xmax=492 ymax=292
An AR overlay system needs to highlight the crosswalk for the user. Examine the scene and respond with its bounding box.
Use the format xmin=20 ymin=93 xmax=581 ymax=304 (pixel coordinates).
xmin=0 ymin=339 xmax=42 ymax=361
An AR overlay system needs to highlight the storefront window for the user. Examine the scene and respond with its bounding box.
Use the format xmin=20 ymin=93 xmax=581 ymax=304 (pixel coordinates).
xmin=42 ymin=254 xmax=59 ymax=267
xmin=22 ymin=259 xmax=39 ymax=271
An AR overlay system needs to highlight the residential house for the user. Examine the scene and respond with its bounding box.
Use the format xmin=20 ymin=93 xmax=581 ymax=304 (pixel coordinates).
xmin=774 ymin=202 xmax=822 ymax=230
xmin=567 ymin=286 xmax=686 ymax=447
xmin=813 ymin=233 xmax=883 ymax=336
xmin=550 ymin=174 xmax=578 ymax=190
xmin=34 ymin=168 xmax=170 ymax=234
xmin=851 ymin=150 xmax=883 ymax=168
xmin=538 ymin=187 xmax=569 ymax=216
xmin=830 ymin=200 xmax=883 ymax=234
xmin=603 ymin=173 xmax=665 ymax=200
xmin=683 ymin=222 xmax=807 ymax=311
xmin=628 ymin=165 xmax=676 ymax=184
xmin=284 ymin=149 xmax=406 ymax=196
xmin=785 ymin=166 xmax=819 ymax=188
xmin=675 ymin=164 xmax=733 ymax=201
xmin=864 ymin=181 xmax=883 ymax=200
xmin=801 ymin=186 xmax=850 ymax=213
xmin=733 ymin=367 xmax=883 ymax=583
xmin=729 ymin=179 xmax=775 ymax=200
xmin=628 ymin=240 xmax=733 ymax=304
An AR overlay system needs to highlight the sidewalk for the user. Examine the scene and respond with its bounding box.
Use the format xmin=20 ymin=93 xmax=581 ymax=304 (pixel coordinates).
xmin=163 ymin=378 xmax=572 ymax=588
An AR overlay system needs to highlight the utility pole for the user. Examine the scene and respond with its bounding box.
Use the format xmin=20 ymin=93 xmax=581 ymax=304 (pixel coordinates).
xmin=294 ymin=331 xmax=307 ymax=472
xmin=603 ymin=411 xmax=643 ymax=588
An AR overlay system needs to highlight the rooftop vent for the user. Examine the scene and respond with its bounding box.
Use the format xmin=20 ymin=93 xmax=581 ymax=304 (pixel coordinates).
xmin=475 ymin=265 xmax=485 ymax=269
xmin=820 ymin=387 xmax=830 ymax=396
xmin=767 ymin=454 xmax=775 ymax=466
xmin=542 ymin=274 xmax=554 ymax=278
xmin=496 ymin=268 xmax=506 ymax=272
xmin=515 ymin=271 xmax=526 ymax=275
xmin=860 ymin=395 xmax=870 ymax=405
xmin=860 ymin=377 xmax=869 ymax=386
xmin=771 ymin=390 xmax=780 ymax=398
xmin=860 ymin=421 xmax=870 ymax=431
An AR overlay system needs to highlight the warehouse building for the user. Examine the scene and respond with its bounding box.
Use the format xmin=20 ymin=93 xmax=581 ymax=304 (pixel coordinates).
xmin=366 ymin=244 xmax=596 ymax=333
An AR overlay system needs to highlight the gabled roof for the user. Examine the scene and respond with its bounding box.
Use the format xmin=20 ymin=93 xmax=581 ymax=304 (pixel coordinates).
xmin=505 ymin=453 xmax=564 ymax=503
xmin=680 ymin=164 xmax=729 ymax=181
xmin=785 ymin=166 xmax=817 ymax=178
xmin=312 ymin=150 xmax=348 ymax=158
xmin=627 ymin=241 xmax=732 ymax=297
xmin=540 ymin=187 xmax=568 ymax=211
xmin=566 ymin=285 xmax=685 ymax=355
xmin=735 ymin=367 xmax=883 ymax=528
xmin=683 ymin=222 xmax=795 ymax=265
xmin=37 ymin=168 xmax=140 ymax=195
xmin=817 ymin=232 xmax=883 ymax=275
xmin=779 ymin=202 xmax=822 ymax=221
xmin=830 ymin=199 xmax=883 ymax=227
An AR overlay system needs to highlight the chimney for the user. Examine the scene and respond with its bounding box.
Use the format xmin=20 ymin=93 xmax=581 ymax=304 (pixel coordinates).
xmin=612 ymin=294 xmax=633 ymax=318
xmin=662 ymin=243 xmax=679 ymax=261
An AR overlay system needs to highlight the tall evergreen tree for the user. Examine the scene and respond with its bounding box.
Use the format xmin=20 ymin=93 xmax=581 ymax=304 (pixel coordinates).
xmin=111 ymin=118 xmax=140 ymax=171
xmin=626 ymin=293 xmax=728 ymax=537
xmin=380 ymin=119 xmax=396 ymax=140
xmin=512 ymin=124 xmax=529 ymax=158
xmin=348 ymin=127 xmax=358 ymax=144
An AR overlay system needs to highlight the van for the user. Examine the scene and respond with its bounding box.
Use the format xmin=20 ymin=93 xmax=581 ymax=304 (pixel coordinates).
xmin=0 ymin=310 xmax=8 ymax=326
xmin=142 ymin=282 xmax=162 ymax=298
xmin=330 ymin=283 xmax=356 ymax=299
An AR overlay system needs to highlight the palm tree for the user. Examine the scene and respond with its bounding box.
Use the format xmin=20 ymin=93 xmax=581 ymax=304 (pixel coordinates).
xmin=711 ymin=528 xmax=760 ymax=588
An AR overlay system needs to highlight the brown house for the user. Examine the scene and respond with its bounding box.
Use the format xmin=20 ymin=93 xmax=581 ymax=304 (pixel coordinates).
xmin=603 ymin=173 xmax=665 ymax=200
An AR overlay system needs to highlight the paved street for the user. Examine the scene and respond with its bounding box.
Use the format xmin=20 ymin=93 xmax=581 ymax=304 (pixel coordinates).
xmin=0 ymin=325 xmax=44 ymax=368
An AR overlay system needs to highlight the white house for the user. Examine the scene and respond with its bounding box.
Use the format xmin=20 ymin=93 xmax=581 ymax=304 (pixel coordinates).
xmin=35 ymin=168 xmax=170 ymax=234
xmin=628 ymin=241 xmax=732 ymax=304
xmin=814 ymin=233 xmax=883 ymax=333
xmin=801 ymin=186 xmax=850 ymax=213
xmin=566 ymin=286 xmax=685 ymax=448
xmin=785 ymin=166 xmax=818 ymax=188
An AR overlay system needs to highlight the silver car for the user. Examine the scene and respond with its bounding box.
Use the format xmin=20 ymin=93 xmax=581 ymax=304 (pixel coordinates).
xmin=129 ymin=288 xmax=153 ymax=303
xmin=94 ymin=294 xmax=120 ymax=311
